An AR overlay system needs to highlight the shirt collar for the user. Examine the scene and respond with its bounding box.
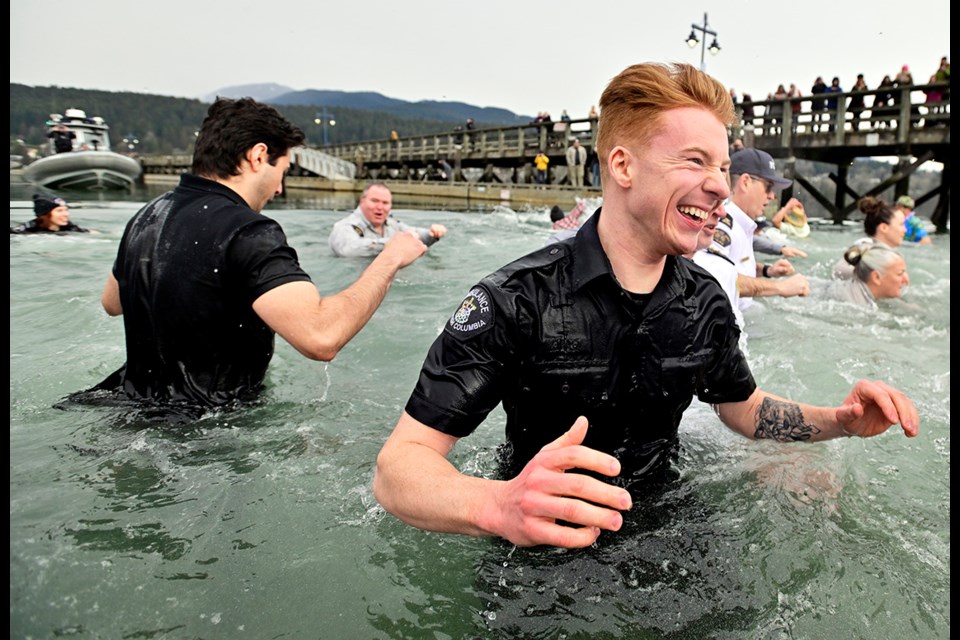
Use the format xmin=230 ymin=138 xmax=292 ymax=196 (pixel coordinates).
xmin=179 ymin=174 xmax=249 ymax=207
xmin=351 ymin=206 xmax=391 ymax=233
xmin=569 ymin=207 xmax=692 ymax=310
xmin=725 ymin=199 xmax=757 ymax=235
xmin=570 ymin=207 xmax=612 ymax=291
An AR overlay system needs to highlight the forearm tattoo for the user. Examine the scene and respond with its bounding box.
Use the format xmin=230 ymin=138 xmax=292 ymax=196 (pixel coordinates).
xmin=754 ymin=397 xmax=821 ymax=441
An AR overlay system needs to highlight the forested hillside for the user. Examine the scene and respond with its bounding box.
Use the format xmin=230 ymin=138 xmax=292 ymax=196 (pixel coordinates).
xmin=9 ymin=83 xmax=943 ymax=217
xmin=10 ymin=84 xmax=488 ymax=154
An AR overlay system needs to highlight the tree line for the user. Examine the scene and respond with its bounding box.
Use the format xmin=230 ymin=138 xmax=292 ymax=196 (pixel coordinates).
xmin=10 ymin=84 xmax=486 ymax=155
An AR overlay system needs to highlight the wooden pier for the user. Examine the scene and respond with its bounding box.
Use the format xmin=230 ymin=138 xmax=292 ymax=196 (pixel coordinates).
xmin=139 ymin=82 xmax=950 ymax=228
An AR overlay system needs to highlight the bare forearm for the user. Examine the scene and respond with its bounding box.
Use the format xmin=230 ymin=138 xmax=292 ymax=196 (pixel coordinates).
xmin=316 ymin=253 xmax=403 ymax=349
xmin=718 ymin=391 xmax=847 ymax=442
xmin=373 ymin=441 xmax=499 ymax=538
xmin=737 ymin=274 xmax=777 ymax=298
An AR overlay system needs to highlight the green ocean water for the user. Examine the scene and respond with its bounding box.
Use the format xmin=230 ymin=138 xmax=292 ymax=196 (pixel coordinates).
xmin=10 ymin=185 xmax=949 ymax=639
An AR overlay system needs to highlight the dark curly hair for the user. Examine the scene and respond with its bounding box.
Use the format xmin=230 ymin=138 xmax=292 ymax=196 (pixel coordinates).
xmin=191 ymin=97 xmax=305 ymax=179
xmin=857 ymin=195 xmax=898 ymax=238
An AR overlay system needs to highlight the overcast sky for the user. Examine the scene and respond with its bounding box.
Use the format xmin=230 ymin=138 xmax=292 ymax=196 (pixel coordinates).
xmin=10 ymin=0 xmax=950 ymax=119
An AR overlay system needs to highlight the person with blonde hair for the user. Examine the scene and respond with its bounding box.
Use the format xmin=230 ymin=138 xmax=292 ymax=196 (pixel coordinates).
xmin=895 ymin=195 xmax=932 ymax=244
xmin=821 ymin=244 xmax=909 ymax=308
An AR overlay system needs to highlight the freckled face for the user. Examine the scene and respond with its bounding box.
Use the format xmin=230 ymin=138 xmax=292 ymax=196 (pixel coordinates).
xmin=628 ymin=107 xmax=731 ymax=257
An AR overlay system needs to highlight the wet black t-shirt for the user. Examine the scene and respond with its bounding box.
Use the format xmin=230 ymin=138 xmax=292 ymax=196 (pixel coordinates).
xmin=100 ymin=174 xmax=311 ymax=407
xmin=405 ymin=209 xmax=756 ymax=482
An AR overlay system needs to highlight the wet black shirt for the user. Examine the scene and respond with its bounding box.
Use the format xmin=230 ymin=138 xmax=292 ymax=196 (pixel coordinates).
xmin=101 ymin=174 xmax=311 ymax=407
xmin=405 ymin=209 xmax=756 ymax=482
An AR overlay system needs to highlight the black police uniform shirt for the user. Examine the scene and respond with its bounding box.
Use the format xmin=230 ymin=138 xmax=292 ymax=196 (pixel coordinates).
xmin=405 ymin=208 xmax=756 ymax=483
xmin=97 ymin=174 xmax=312 ymax=407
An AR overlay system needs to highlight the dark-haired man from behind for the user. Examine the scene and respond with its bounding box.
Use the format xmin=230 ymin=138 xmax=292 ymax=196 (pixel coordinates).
xmin=90 ymin=97 xmax=427 ymax=411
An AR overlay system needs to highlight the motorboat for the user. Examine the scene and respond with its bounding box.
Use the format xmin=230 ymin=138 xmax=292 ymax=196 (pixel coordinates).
xmin=22 ymin=108 xmax=142 ymax=190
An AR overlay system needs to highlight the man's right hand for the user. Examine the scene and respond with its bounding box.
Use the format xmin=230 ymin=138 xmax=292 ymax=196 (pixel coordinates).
xmin=781 ymin=246 xmax=808 ymax=258
xmin=777 ymin=273 xmax=810 ymax=297
xmin=381 ymin=230 xmax=427 ymax=267
xmin=485 ymin=417 xmax=633 ymax=548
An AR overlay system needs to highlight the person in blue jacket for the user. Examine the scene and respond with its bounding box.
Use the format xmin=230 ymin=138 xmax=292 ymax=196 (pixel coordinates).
xmin=895 ymin=196 xmax=932 ymax=244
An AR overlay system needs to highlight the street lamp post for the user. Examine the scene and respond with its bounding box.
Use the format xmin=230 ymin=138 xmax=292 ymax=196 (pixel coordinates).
xmin=685 ymin=12 xmax=721 ymax=71
xmin=122 ymin=133 xmax=139 ymax=154
xmin=314 ymin=107 xmax=336 ymax=147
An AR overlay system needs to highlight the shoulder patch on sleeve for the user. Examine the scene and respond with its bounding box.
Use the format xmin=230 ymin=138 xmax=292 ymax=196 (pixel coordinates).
xmin=444 ymin=287 xmax=495 ymax=339
xmin=719 ymin=213 xmax=734 ymax=228
xmin=713 ymin=227 xmax=732 ymax=248
xmin=351 ymin=224 xmax=365 ymax=237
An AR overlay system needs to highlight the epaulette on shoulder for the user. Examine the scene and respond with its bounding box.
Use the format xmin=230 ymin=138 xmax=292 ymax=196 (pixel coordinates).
xmin=706 ymin=246 xmax=736 ymax=265
xmin=488 ymin=241 xmax=569 ymax=288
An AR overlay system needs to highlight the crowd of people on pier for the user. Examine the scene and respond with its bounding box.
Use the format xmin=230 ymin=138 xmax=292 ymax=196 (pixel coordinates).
xmin=728 ymin=55 xmax=949 ymax=135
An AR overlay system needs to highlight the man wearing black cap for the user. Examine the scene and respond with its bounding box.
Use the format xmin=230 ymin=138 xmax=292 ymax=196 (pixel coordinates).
xmin=10 ymin=194 xmax=89 ymax=234
xmin=701 ymin=147 xmax=809 ymax=312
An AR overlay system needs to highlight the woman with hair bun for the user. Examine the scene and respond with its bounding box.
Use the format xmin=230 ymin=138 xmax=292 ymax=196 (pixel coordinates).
xmin=821 ymin=244 xmax=909 ymax=308
xmin=832 ymin=196 xmax=906 ymax=280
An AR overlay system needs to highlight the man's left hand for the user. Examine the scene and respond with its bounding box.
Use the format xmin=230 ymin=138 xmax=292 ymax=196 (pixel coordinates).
xmin=836 ymin=379 xmax=920 ymax=439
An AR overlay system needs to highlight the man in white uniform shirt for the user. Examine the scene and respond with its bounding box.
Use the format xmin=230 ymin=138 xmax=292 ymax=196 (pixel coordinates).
xmin=701 ymin=148 xmax=809 ymax=310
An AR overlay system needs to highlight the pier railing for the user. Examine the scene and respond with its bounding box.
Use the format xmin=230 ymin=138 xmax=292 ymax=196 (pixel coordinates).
xmin=327 ymin=118 xmax=598 ymax=170
xmin=734 ymin=83 xmax=950 ymax=150
xmin=139 ymin=82 xmax=948 ymax=178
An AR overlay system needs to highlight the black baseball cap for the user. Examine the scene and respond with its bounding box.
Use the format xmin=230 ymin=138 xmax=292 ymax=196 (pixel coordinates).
xmin=730 ymin=148 xmax=792 ymax=190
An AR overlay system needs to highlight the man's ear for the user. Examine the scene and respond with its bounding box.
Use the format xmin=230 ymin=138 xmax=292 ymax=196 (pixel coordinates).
xmin=608 ymin=146 xmax=633 ymax=187
xmin=245 ymin=143 xmax=269 ymax=170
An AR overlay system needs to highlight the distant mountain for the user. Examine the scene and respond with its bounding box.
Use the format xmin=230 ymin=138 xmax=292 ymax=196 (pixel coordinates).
xmin=204 ymin=83 xmax=296 ymax=103
xmin=208 ymin=85 xmax=532 ymax=126
xmin=11 ymin=83 xmax=507 ymax=152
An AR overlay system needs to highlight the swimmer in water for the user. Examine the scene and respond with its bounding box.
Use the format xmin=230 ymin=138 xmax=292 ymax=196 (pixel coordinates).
xmin=10 ymin=193 xmax=90 ymax=234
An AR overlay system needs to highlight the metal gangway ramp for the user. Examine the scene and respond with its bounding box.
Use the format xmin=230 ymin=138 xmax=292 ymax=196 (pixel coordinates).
xmin=290 ymin=146 xmax=355 ymax=180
